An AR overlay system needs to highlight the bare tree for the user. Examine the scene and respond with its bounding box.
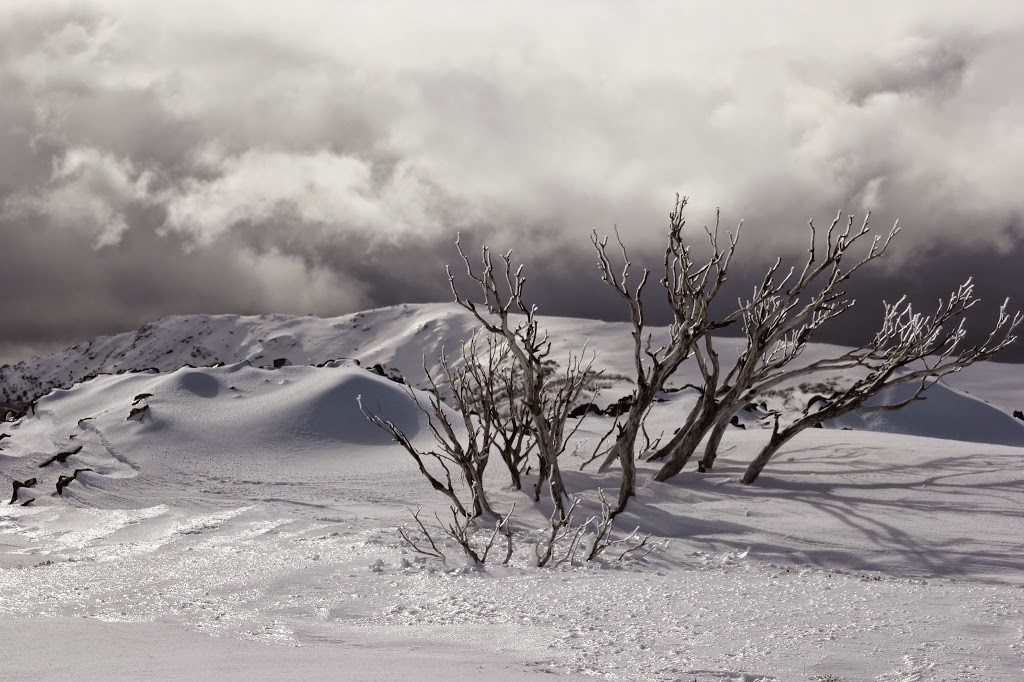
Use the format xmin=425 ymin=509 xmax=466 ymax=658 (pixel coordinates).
xmin=448 ymin=237 xmax=596 ymax=520
xmin=649 ymin=211 xmax=901 ymax=481
xmin=359 ymin=353 xmax=497 ymax=519
xmin=362 ymin=336 xmax=658 ymax=566
xmin=458 ymin=331 xmax=537 ymax=490
xmin=590 ymin=196 xmax=743 ymax=514
xmin=741 ymin=279 xmax=1021 ymax=483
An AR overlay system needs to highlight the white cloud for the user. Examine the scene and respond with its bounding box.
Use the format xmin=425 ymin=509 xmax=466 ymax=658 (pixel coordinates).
xmin=5 ymin=1 xmax=1023 ymax=255
xmin=4 ymin=146 xmax=153 ymax=248
xmin=161 ymin=148 xmax=457 ymax=245
xmin=2 ymin=0 xmax=1024 ymax=357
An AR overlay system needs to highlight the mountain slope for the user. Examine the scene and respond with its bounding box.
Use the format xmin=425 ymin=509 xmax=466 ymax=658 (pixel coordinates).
xmin=2 ymin=355 xmax=1024 ymax=680
xmin=2 ymin=310 xmax=1024 ymax=680
xmin=2 ymin=303 xmax=1023 ymax=446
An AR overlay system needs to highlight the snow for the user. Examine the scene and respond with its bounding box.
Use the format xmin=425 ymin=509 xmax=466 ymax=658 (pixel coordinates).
xmin=1 ymin=304 xmax=1023 ymax=680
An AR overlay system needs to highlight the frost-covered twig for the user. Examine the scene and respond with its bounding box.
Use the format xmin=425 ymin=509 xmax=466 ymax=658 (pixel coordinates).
xmin=398 ymin=506 xmax=446 ymax=561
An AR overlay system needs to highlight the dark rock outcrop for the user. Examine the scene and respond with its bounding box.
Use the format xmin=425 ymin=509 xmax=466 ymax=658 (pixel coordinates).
xmin=38 ymin=445 xmax=84 ymax=468
xmin=9 ymin=477 xmax=37 ymax=504
xmin=56 ymin=468 xmax=93 ymax=496
xmin=568 ymin=403 xmax=604 ymax=419
xmin=127 ymin=405 xmax=150 ymax=421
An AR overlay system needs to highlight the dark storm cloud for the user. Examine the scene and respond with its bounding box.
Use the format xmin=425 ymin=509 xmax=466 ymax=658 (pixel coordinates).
xmin=1 ymin=0 xmax=1024 ymax=364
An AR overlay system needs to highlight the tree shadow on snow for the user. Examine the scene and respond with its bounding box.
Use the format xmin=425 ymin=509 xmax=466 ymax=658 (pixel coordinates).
xmin=619 ymin=442 xmax=1024 ymax=583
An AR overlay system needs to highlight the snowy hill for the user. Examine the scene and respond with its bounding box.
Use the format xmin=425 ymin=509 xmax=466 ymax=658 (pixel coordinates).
xmin=2 ymin=306 xmax=1024 ymax=679
xmin=0 ymin=361 xmax=430 ymax=510
xmin=4 ymin=303 xmax=1024 ymax=447
xmin=0 ymin=303 xmax=478 ymax=414
xmin=1 ymin=351 xmax=1023 ymax=679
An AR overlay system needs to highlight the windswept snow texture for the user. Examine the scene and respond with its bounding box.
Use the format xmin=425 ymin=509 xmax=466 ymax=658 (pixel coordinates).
xmin=0 ymin=308 xmax=1023 ymax=680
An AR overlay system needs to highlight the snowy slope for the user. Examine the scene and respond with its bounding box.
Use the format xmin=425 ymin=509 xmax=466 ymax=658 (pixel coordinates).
xmin=0 ymin=362 xmax=431 ymax=509
xmin=0 ymin=304 xmax=478 ymax=413
xmin=2 ymin=307 xmax=1024 ymax=680
xmin=0 ymin=356 xmax=1022 ymax=679
xmin=4 ymin=303 xmax=1024 ymax=447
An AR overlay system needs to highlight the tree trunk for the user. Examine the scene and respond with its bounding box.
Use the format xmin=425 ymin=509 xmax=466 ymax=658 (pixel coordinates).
xmin=646 ymin=391 xmax=708 ymax=462
xmin=533 ymin=456 xmax=549 ymax=502
xmin=741 ymin=426 xmax=799 ymax=484
xmin=699 ymin=418 xmax=730 ymax=471
xmin=597 ymin=407 xmax=641 ymax=472
xmin=595 ymin=386 xmax=661 ymax=515
xmin=546 ymin=456 xmax=569 ymax=518
xmin=467 ymin=465 xmax=495 ymax=518
xmin=615 ymin=443 xmax=636 ymax=516
xmin=652 ymin=403 xmax=719 ymax=482
xmin=499 ymin=445 xmax=523 ymax=489
xmin=506 ymin=462 xmax=522 ymax=490
xmin=600 ymin=432 xmax=639 ymax=516
xmin=532 ymin=454 xmax=569 ymax=519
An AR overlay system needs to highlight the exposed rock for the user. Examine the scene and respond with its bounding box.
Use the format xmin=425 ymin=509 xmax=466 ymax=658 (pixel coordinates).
xmin=55 ymin=468 xmax=93 ymax=496
xmin=127 ymin=405 xmax=150 ymax=421
xmin=9 ymin=477 xmax=37 ymax=504
xmin=568 ymin=403 xmax=603 ymax=419
xmin=38 ymin=445 xmax=84 ymax=468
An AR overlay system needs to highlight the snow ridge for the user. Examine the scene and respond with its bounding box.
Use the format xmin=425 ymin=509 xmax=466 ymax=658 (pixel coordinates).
xmin=0 ymin=304 xmax=479 ymax=414
xmin=3 ymin=302 xmax=1023 ymax=447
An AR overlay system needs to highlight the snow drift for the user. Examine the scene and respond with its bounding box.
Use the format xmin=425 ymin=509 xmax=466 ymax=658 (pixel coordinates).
xmin=1 ymin=362 xmax=435 ymax=509
xmin=3 ymin=304 xmax=1024 ymax=449
xmin=1 ymin=309 xmax=1023 ymax=680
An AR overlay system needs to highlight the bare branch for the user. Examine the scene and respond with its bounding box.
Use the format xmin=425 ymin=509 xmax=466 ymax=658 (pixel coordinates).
xmin=741 ymin=282 xmax=1021 ymax=483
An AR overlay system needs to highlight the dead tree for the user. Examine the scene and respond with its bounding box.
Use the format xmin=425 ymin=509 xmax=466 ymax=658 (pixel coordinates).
xmin=457 ymin=331 xmax=537 ymax=490
xmin=448 ymin=237 xmax=595 ymax=520
xmin=364 ymin=331 xmax=545 ymax=518
xmin=400 ymin=494 xmax=658 ymax=568
xmin=742 ymin=280 xmax=1021 ymax=483
xmin=590 ymin=196 xmax=742 ymax=513
xmin=650 ymin=211 xmax=901 ymax=480
xmin=359 ymin=355 xmax=498 ymax=519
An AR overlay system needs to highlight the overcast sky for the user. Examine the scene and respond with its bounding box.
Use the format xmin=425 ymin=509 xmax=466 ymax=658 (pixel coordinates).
xmin=2 ymin=1 xmax=1023 ymax=364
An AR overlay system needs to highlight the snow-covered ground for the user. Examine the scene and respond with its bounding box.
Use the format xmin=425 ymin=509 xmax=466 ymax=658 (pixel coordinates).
xmin=2 ymin=305 xmax=1023 ymax=680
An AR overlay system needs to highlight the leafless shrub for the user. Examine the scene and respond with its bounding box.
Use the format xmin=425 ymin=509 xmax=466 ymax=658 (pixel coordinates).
xmin=398 ymin=503 xmax=515 ymax=566
xmin=473 ymin=334 xmax=538 ymax=489
xmin=359 ymin=373 xmax=494 ymax=518
xmin=531 ymin=491 xmax=664 ymax=568
xmin=395 ymin=494 xmax=660 ymax=568
xmin=397 ymin=506 xmax=447 ymax=561
xmin=443 ymin=331 xmax=538 ymax=491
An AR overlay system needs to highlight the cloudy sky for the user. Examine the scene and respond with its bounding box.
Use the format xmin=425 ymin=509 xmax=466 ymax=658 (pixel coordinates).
xmin=2 ymin=0 xmax=1023 ymax=363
